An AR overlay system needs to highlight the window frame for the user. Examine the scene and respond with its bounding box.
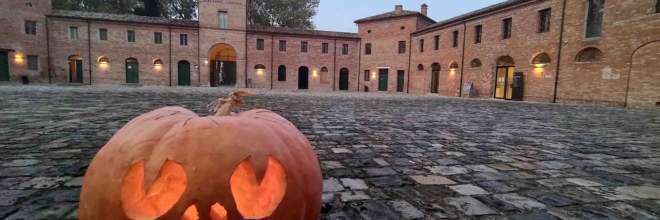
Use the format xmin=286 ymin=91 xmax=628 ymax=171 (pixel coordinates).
xmin=257 ymin=39 xmax=265 ymax=50
xmin=584 ymin=0 xmax=604 ymax=39
xmin=656 ymin=0 xmax=660 ymax=13
xmin=279 ymin=40 xmax=286 ymax=51
xmin=342 ymin=44 xmax=348 ymax=55
xmin=322 ymin=43 xmax=329 ymax=54
xmin=180 ymin=34 xmax=188 ymax=46
xmin=218 ymin=11 xmax=228 ymax=29
xmin=154 ymin=32 xmax=162 ymax=44
xmin=27 ymin=55 xmax=38 ymax=70
xmin=434 ymin=35 xmax=440 ymax=50
xmin=538 ymin=8 xmax=552 ymax=33
xmin=365 ymin=43 xmax=372 ymax=55
xmin=364 ymin=70 xmax=370 ymax=81
xmin=99 ymin=28 xmax=108 ymax=41
xmin=69 ymin=26 xmax=78 ymax=40
xmin=301 ymin=42 xmax=308 ymax=52
xmin=398 ymin=41 xmax=406 ymax=54
xmin=25 ymin=20 xmax=37 ymax=35
xmin=127 ymin=30 xmax=136 ymax=42
xmin=452 ymin=31 xmax=459 ymax=47
xmin=419 ymin=39 xmax=424 ymax=53
xmin=502 ymin=18 xmax=513 ymax=39
xmin=474 ymin=25 xmax=482 ymax=44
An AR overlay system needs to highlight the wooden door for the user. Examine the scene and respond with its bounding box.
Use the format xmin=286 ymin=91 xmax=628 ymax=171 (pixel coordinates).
xmin=339 ymin=70 xmax=349 ymax=90
xmin=126 ymin=61 xmax=139 ymax=83
xmin=0 ymin=52 xmax=9 ymax=81
xmin=397 ymin=70 xmax=404 ymax=92
xmin=75 ymin=60 xmax=83 ymax=83
xmin=178 ymin=61 xmax=191 ymax=86
xmin=431 ymin=71 xmax=439 ymax=93
xmin=378 ymin=69 xmax=388 ymax=91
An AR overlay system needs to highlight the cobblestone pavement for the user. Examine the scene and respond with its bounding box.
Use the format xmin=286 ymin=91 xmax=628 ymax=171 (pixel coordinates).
xmin=1 ymin=85 xmax=660 ymax=220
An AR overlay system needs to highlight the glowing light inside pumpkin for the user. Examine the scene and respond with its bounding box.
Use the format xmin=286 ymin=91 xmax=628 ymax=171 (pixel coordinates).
xmin=180 ymin=203 xmax=227 ymax=220
xmin=230 ymin=156 xmax=287 ymax=219
xmin=121 ymin=160 xmax=187 ymax=220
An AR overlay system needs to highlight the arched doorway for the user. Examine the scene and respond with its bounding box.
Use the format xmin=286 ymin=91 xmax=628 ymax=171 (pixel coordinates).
xmin=495 ymin=56 xmax=515 ymax=99
xmin=339 ymin=68 xmax=349 ymax=90
xmin=68 ymin=55 xmax=83 ymax=83
xmin=209 ymin=44 xmax=237 ymax=87
xmin=298 ymin=66 xmax=309 ymax=89
xmin=627 ymin=41 xmax=660 ymax=107
xmin=125 ymin=58 xmax=139 ymax=83
xmin=178 ymin=61 xmax=191 ymax=86
xmin=430 ymin=63 xmax=440 ymax=94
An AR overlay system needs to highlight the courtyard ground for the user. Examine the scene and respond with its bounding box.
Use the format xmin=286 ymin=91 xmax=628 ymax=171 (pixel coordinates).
xmin=1 ymin=85 xmax=660 ymax=220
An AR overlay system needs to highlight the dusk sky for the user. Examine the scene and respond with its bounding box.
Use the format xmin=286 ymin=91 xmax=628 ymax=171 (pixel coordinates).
xmin=313 ymin=0 xmax=505 ymax=33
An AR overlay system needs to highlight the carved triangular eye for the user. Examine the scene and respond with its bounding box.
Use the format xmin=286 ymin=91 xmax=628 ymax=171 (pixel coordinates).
xmin=121 ymin=160 xmax=187 ymax=220
xmin=230 ymin=156 xmax=287 ymax=219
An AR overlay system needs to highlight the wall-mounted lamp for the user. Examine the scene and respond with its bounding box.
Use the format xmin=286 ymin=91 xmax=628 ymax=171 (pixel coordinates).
xmin=313 ymin=70 xmax=318 ymax=77
xmin=372 ymin=72 xmax=377 ymax=79
xmin=153 ymin=59 xmax=163 ymax=67
xmin=98 ymin=56 xmax=109 ymax=65
xmin=204 ymin=60 xmax=209 ymax=65
xmin=534 ymin=63 xmax=546 ymax=68
xmin=14 ymin=54 xmax=23 ymax=63
xmin=255 ymin=64 xmax=266 ymax=76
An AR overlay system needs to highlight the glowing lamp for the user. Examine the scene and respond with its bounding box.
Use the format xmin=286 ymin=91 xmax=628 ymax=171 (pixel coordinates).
xmin=372 ymin=72 xmax=376 ymax=79
xmin=313 ymin=70 xmax=318 ymax=77
xmin=204 ymin=60 xmax=209 ymax=65
xmin=153 ymin=59 xmax=164 ymax=67
xmin=535 ymin=63 xmax=546 ymax=68
xmin=98 ymin=56 xmax=109 ymax=65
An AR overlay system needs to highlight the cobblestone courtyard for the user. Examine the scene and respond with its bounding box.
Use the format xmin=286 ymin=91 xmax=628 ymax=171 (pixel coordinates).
xmin=1 ymin=85 xmax=660 ymax=220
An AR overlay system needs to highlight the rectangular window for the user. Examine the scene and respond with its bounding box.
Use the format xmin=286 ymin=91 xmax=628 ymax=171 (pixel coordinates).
xmin=27 ymin=55 xmax=38 ymax=70
xmin=585 ymin=0 xmax=604 ymax=38
xmin=434 ymin=35 xmax=439 ymax=50
xmin=279 ymin=40 xmax=286 ymax=51
xmin=69 ymin=26 xmax=78 ymax=40
xmin=538 ymin=8 xmax=552 ymax=33
xmin=452 ymin=31 xmax=459 ymax=47
xmin=218 ymin=12 xmax=228 ymax=29
xmin=502 ymin=18 xmax=512 ymax=39
xmin=180 ymin=34 xmax=188 ymax=46
xmin=398 ymin=41 xmax=406 ymax=54
xmin=364 ymin=70 xmax=370 ymax=81
xmin=656 ymin=0 xmax=660 ymax=13
xmin=474 ymin=25 xmax=482 ymax=44
xmin=25 ymin=21 xmax=37 ymax=35
xmin=128 ymin=30 xmax=135 ymax=42
xmin=301 ymin=42 xmax=308 ymax=52
xmin=257 ymin=39 xmax=264 ymax=50
xmin=100 ymin=28 xmax=108 ymax=41
xmin=322 ymin=43 xmax=329 ymax=53
xmin=154 ymin=32 xmax=162 ymax=44
xmin=342 ymin=44 xmax=348 ymax=55
xmin=365 ymin=43 xmax=372 ymax=55
xmin=419 ymin=39 xmax=424 ymax=52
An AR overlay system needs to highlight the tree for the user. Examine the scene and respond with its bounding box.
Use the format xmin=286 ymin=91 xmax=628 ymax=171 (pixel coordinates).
xmin=162 ymin=0 xmax=198 ymax=19
xmin=133 ymin=0 xmax=165 ymax=17
xmin=248 ymin=0 xmax=319 ymax=30
xmin=52 ymin=0 xmax=113 ymax=12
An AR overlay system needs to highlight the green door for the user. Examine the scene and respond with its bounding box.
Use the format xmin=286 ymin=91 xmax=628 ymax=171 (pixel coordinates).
xmin=75 ymin=60 xmax=83 ymax=83
xmin=397 ymin=70 xmax=405 ymax=92
xmin=126 ymin=60 xmax=139 ymax=83
xmin=378 ymin=69 xmax=388 ymax=91
xmin=178 ymin=61 xmax=190 ymax=86
xmin=0 ymin=52 xmax=9 ymax=81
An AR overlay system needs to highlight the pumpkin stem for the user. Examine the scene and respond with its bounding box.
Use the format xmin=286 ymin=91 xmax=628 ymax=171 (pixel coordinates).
xmin=208 ymin=91 xmax=257 ymax=117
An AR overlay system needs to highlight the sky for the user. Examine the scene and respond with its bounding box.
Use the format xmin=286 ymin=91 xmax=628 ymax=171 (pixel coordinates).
xmin=313 ymin=0 xmax=505 ymax=33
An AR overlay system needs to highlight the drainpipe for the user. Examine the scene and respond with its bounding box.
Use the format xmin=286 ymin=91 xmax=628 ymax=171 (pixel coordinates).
xmin=553 ymin=0 xmax=568 ymax=103
xmin=406 ymin=33 xmax=412 ymax=93
xmin=197 ymin=26 xmax=201 ymax=87
xmin=458 ymin=22 xmax=467 ymax=97
xmin=333 ymin=39 xmax=337 ymax=91
xmin=357 ymin=39 xmax=362 ymax=91
xmin=270 ymin=34 xmax=274 ymax=89
xmin=169 ymin=26 xmax=172 ymax=86
xmin=46 ymin=17 xmax=51 ymax=84
xmin=244 ymin=6 xmax=248 ymax=88
xmin=87 ymin=20 xmax=92 ymax=85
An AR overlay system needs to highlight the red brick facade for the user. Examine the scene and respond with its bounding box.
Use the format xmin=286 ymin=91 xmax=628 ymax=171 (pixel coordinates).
xmin=1 ymin=0 xmax=659 ymax=106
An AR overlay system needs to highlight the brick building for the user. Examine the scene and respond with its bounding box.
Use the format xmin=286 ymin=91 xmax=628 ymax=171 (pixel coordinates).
xmin=1 ymin=0 xmax=659 ymax=106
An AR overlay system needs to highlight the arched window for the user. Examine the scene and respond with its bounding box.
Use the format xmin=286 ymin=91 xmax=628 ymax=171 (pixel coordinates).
xmin=278 ymin=65 xmax=286 ymax=81
xmin=532 ymin=53 xmax=551 ymax=65
xmin=575 ymin=47 xmax=604 ymax=62
xmin=470 ymin=59 xmax=482 ymax=68
xmin=431 ymin=63 xmax=441 ymax=71
xmin=320 ymin=67 xmax=329 ymax=84
xmin=417 ymin=64 xmax=424 ymax=70
xmin=449 ymin=61 xmax=459 ymax=70
xmin=496 ymin=56 xmax=515 ymax=67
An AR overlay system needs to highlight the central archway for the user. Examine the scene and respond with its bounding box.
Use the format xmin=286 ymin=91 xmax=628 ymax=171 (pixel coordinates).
xmin=209 ymin=44 xmax=237 ymax=87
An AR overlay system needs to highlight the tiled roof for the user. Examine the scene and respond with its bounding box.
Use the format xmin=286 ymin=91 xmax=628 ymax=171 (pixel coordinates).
xmin=48 ymin=10 xmax=199 ymax=27
xmin=248 ymin=25 xmax=359 ymax=39
xmin=355 ymin=10 xmax=435 ymax=23
xmin=412 ymin=0 xmax=532 ymax=35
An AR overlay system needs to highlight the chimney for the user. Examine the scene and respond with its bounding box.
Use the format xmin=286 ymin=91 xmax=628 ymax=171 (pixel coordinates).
xmin=421 ymin=4 xmax=428 ymax=16
xmin=395 ymin=5 xmax=403 ymax=14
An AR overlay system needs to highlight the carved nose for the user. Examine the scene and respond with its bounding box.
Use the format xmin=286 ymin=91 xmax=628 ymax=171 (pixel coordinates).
xmin=180 ymin=203 xmax=227 ymax=220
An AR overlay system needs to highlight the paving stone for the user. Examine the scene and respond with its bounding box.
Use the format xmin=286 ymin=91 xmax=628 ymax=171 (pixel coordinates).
xmin=321 ymin=161 xmax=345 ymax=169
xmin=474 ymin=172 xmax=512 ymax=181
xmin=465 ymin=165 xmax=499 ymax=173
xmin=340 ymin=178 xmax=368 ymax=190
xmin=1 ymin=159 xmax=40 ymax=167
xmin=565 ymin=178 xmax=603 ymax=187
xmin=509 ymin=211 xmax=559 ymax=220
xmin=425 ymin=166 xmax=469 ymax=175
xmin=0 ymin=190 xmax=38 ymax=206
xmin=368 ymin=188 xmax=391 ymax=200
xmin=473 ymin=195 xmax=519 ymax=212
xmin=436 ymin=159 xmax=461 ymax=166
xmin=409 ymin=175 xmax=456 ymax=185
xmin=340 ymin=191 xmax=371 ymax=202
xmin=450 ymin=184 xmax=489 ymax=195
xmin=29 ymin=188 xmax=80 ymax=205
xmin=16 ymin=177 xmax=70 ymax=189
xmin=605 ymin=202 xmax=658 ymax=220
xmin=492 ymin=193 xmax=547 ymax=211
xmin=536 ymin=179 xmax=575 ymax=188
xmin=0 ymin=207 xmax=19 ymax=219
xmin=615 ymin=186 xmax=660 ymax=199
xmin=63 ymin=177 xmax=84 ymax=187
xmin=331 ymin=148 xmax=353 ymax=154
xmin=446 ymin=196 xmax=498 ymax=216
xmin=351 ymin=200 xmax=399 ymax=220
xmin=5 ymin=203 xmax=77 ymax=220
xmin=535 ymin=193 xmax=578 ymax=207
xmin=366 ymin=176 xmax=403 ymax=187
xmin=508 ymin=162 xmax=542 ymax=170
xmin=363 ymin=167 xmax=397 ymax=177
xmin=387 ymin=200 xmax=424 ymax=219
xmin=323 ymin=179 xmax=344 ymax=193
xmin=372 ymin=158 xmax=390 ymax=166
xmin=534 ymin=161 xmax=573 ymax=170
xmin=558 ymin=187 xmax=609 ymax=203
xmin=477 ymin=181 xmax=517 ymax=193
xmin=327 ymin=211 xmax=360 ymax=220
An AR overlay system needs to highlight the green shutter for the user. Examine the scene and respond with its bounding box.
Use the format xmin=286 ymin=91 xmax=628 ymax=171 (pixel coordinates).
xmin=178 ymin=62 xmax=191 ymax=86
xmin=0 ymin=52 xmax=9 ymax=81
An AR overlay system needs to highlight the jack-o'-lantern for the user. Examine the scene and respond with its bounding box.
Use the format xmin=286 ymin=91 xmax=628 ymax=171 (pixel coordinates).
xmin=79 ymin=91 xmax=322 ymax=220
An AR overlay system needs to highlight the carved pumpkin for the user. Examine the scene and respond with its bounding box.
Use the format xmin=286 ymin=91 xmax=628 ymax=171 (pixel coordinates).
xmin=79 ymin=92 xmax=322 ymax=220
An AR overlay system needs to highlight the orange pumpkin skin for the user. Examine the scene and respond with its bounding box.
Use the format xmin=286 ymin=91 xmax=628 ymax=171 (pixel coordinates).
xmin=79 ymin=106 xmax=322 ymax=220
